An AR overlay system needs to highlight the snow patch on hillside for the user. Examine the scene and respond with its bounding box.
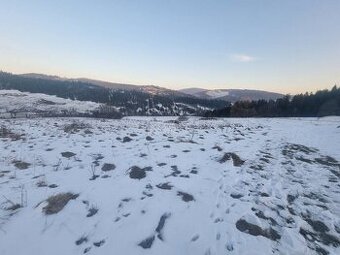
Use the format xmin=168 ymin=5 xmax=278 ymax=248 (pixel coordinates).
xmin=0 ymin=90 xmax=101 ymax=117
xmin=206 ymin=90 xmax=230 ymax=98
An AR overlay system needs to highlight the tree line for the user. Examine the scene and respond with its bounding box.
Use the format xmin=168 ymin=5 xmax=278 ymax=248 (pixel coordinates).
xmin=204 ymin=86 xmax=340 ymax=117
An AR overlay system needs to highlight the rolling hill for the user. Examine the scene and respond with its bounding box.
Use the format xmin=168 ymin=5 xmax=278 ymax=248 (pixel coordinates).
xmin=180 ymin=88 xmax=284 ymax=103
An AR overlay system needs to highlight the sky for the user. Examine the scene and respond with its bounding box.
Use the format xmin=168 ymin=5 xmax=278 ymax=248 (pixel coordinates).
xmin=0 ymin=0 xmax=339 ymax=94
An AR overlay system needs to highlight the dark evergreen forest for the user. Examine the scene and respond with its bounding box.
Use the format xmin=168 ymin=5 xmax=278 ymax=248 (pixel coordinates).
xmin=205 ymin=86 xmax=340 ymax=117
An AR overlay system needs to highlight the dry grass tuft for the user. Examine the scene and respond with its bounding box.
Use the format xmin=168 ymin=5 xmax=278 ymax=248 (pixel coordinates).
xmin=0 ymin=126 xmax=23 ymax=141
xmin=63 ymin=122 xmax=91 ymax=134
xmin=43 ymin=192 xmax=79 ymax=215
xmin=219 ymin=152 xmax=245 ymax=166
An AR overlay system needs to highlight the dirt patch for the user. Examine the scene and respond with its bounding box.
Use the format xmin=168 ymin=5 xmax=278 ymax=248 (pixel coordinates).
xmin=146 ymin=136 xmax=154 ymax=141
xmin=303 ymin=192 xmax=328 ymax=203
xmin=42 ymin=192 xmax=79 ymax=215
xmin=36 ymin=180 xmax=48 ymax=187
xmin=219 ymin=152 xmax=245 ymax=166
xmin=87 ymin=206 xmax=98 ymax=217
xmin=84 ymin=129 xmax=93 ymax=134
xmin=139 ymin=235 xmax=155 ymax=249
xmin=282 ymin=143 xmax=318 ymax=159
xmin=0 ymin=126 xmax=23 ymax=141
xmin=156 ymin=182 xmax=173 ymax=190
xmin=12 ymin=160 xmax=31 ymax=170
xmin=236 ymin=219 xmax=280 ymax=241
xmin=129 ymin=166 xmax=147 ymax=180
xmin=212 ymin=145 xmax=223 ymax=151
xmin=315 ymin=156 xmax=340 ymax=169
xmin=190 ymin=167 xmax=198 ymax=174
xmin=139 ymin=213 xmax=171 ymax=248
xmin=83 ymin=247 xmax=91 ymax=253
xmin=305 ymin=218 xmax=329 ymax=233
xmin=230 ymin=193 xmax=244 ymax=199
xmin=92 ymin=154 xmax=104 ymax=166
xmin=287 ymin=194 xmax=298 ymax=204
xmin=250 ymin=164 xmax=264 ymax=171
xmin=299 ymin=227 xmax=339 ymax=247
xmin=253 ymin=209 xmax=278 ymax=226
xmin=75 ymin=236 xmax=88 ymax=246
xmin=260 ymin=157 xmax=270 ymax=163
xmin=177 ymin=191 xmax=195 ymax=202
xmin=61 ymin=151 xmax=76 ymax=158
xmin=37 ymin=99 xmax=57 ymax=105
xmin=123 ymin=136 xmax=132 ymax=143
xmin=155 ymin=213 xmax=171 ymax=240
xmin=180 ymin=174 xmax=190 ymax=178
xmin=165 ymin=165 xmax=181 ymax=177
xmin=93 ymin=240 xmax=105 ymax=247
xmin=191 ymin=235 xmax=200 ymax=242
xmin=5 ymin=203 xmax=21 ymax=211
xmin=295 ymin=156 xmax=314 ymax=164
xmin=101 ymin=163 xmax=116 ymax=172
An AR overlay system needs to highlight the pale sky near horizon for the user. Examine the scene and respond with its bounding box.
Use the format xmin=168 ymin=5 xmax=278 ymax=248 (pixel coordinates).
xmin=0 ymin=0 xmax=339 ymax=94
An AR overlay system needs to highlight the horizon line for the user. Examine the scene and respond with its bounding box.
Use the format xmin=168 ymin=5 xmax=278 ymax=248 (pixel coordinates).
xmin=1 ymin=69 xmax=336 ymax=96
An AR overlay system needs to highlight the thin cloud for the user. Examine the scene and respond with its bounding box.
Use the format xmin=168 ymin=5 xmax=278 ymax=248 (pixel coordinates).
xmin=231 ymin=54 xmax=256 ymax=63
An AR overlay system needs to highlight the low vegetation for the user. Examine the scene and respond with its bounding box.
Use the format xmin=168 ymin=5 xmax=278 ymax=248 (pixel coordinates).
xmin=42 ymin=192 xmax=79 ymax=215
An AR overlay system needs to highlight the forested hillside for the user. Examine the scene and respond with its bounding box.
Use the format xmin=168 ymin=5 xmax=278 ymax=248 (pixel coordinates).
xmin=205 ymin=86 xmax=340 ymax=117
xmin=0 ymin=72 xmax=227 ymax=116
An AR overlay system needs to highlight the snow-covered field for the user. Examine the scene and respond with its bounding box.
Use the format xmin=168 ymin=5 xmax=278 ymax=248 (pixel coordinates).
xmin=0 ymin=117 xmax=339 ymax=255
xmin=0 ymin=90 xmax=102 ymax=117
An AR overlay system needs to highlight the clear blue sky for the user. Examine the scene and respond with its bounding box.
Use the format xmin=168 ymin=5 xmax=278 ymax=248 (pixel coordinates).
xmin=1 ymin=0 xmax=339 ymax=94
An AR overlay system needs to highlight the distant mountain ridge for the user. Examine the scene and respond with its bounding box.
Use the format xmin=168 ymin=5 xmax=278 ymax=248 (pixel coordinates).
xmin=180 ymin=88 xmax=284 ymax=103
xmin=21 ymin=73 xmax=283 ymax=102
xmin=0 ymin=72 xmax=227 ymax=116
xmin=20 ymin=73 xmax=189 ymax=98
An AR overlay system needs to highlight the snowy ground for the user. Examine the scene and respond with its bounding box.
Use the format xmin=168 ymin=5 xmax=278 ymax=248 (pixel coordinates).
xmin=0 ymin=90 xmax=102 ymax=118
xmin=0 ymin=117 xmax=339 ymax=255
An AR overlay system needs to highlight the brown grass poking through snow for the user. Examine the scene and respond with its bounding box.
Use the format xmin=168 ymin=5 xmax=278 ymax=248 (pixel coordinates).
xmin=43 ymin=192 xmax=79 ymax=215
xmin=219 ymin=152 xmax=245 ymax=166
xmin=0 ymin=126 xmax=23 ymax=141
xmin=63 ymin=122 xmax=91 ymax=134
xmin=12 ymin=160 xmax=31 ymax=170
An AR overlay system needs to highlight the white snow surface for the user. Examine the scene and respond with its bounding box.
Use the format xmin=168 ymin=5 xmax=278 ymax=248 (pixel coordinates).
xmin=206 ymin=90 xmax=230 ymax=99
xmin=0 ymin=116 xmax=340 ymax=255
xmin=0 ymin=90 xmax=101 ymax=115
